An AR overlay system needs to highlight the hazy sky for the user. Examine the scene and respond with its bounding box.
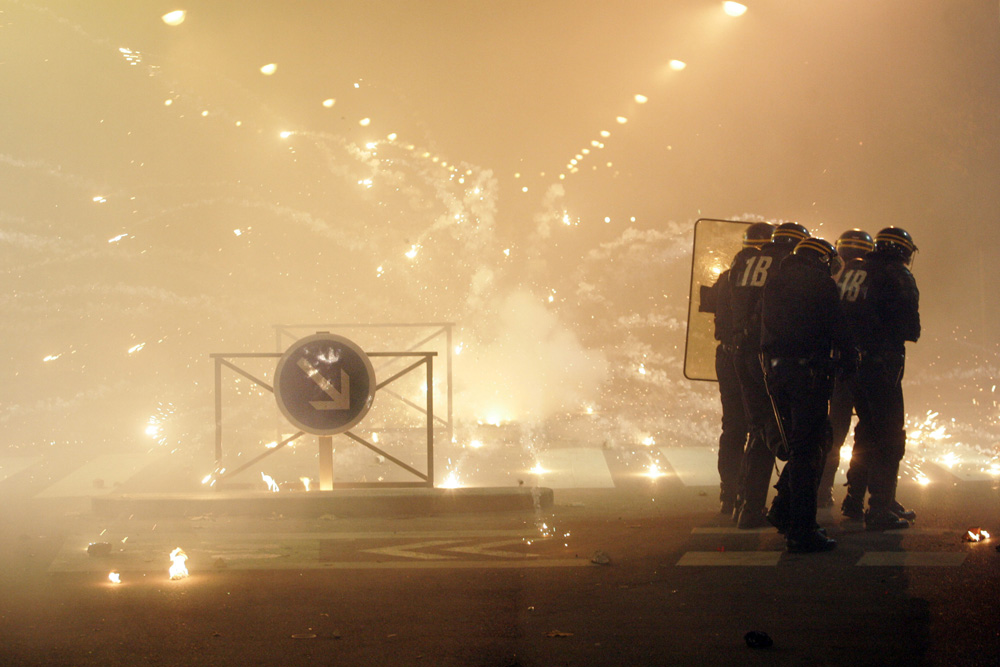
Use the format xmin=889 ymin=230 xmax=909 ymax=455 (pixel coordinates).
xmin=2 ymin=1 xmax=997 ymax=463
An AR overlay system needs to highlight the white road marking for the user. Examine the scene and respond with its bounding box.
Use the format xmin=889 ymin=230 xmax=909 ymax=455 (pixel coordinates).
xmin=444 ymin=539 xmax=538 ymax=559
xmin=677 ymin=551 xmax=783 ymax=566
xmin=0 ymin=457 xmax=41 ymax=482
xmin=35 ymin=454 xmax=163 ymax=498
xmin=533 ymin=448 xmax=615 ymax=489
xmin=856 ymin=552 xmax=967 ymax=567
xmin=658 ymin=447 xmax=719 ymax=486
xmin=360 ymin=539 xmax=461 ymax=560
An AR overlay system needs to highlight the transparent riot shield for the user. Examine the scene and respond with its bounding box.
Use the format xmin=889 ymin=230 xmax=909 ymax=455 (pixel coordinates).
xmin=683 ymin=218 xmax=751 ymax=381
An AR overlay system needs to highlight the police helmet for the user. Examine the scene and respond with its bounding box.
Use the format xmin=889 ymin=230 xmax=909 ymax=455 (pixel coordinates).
xmin=742 ymin=222 xmax=775 ymax=249
xmin=835 ymin=229 xmax=874 ymax=261
xmin=874 ymin=227 xmax=917 ymax=263
xmin=793 ymin=237 xmax=838 ymax=270
xmin=771 ymin=222 xmax=810 ymax=245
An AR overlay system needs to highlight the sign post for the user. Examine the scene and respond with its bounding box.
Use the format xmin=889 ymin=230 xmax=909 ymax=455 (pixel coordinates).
xmin=273 ymin=333 xmax=376 ymax=490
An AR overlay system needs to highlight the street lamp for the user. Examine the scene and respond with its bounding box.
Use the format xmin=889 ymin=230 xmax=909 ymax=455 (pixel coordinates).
xmin=723 ymin=2 xmax=748 ymax=17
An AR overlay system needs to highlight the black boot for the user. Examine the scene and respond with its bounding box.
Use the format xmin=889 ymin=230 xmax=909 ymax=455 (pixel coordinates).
xmin=841 ymin=494 xmax=864 ymax=521
xmin=865 ymin=507 xmax=910 ymax=531
xmin=786 ymin=529 xmax=837 ymax=553
xmin=890 ymin=500 xmax=916 ymax=522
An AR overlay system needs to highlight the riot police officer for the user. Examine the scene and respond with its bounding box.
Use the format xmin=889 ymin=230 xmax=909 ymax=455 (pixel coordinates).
xmin=704 ymin=224 xmax=772 ymax=514
xmin=729 ymin=221 xmax=808 ymax=528
xmin=760 ymin=238 xmax=852 ymax=552
xmin=818 ymin=229 xmax=875 ymax=512
xmin=841 ymin=227 xmax=920 ymax=530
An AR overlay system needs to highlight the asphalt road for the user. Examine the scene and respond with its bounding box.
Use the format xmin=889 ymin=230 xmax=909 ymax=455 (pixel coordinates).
xmin=1 ymin=465 xmax=998 ymax=666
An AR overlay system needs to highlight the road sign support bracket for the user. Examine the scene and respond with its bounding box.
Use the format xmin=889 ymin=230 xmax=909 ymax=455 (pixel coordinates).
xmin=210 ymin=346 xmax=439 ymax=489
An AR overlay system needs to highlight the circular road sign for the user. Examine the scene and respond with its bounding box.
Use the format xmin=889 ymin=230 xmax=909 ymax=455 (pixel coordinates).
xmin=273 ymin=333 xmax=376 ymax=436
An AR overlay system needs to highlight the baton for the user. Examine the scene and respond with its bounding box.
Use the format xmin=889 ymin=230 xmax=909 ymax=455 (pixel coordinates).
xmin=759 ymin=353 xmax=790 ymax=459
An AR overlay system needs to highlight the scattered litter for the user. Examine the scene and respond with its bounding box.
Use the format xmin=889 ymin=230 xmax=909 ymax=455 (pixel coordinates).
xmin=744 ymin=631 xmax=773 ymax=649
xmin=546 ymin=630 xmax=574 ymax=638
xmin=591 ymin=551 xmax=611 ymax=565
xmin=963 ymin=528 xmax=991 ymax=542
xmin=88 ymin=542 xmax=112 ymax=557
xmin=292 ymin=633 xmax=317 ymax=639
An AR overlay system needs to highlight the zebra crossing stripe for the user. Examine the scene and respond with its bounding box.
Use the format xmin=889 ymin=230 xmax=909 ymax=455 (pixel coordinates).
xmin=677 ymin=551 xmax=783 ymax=566
xmin=856 ymin=552 xmax=966 ymax=567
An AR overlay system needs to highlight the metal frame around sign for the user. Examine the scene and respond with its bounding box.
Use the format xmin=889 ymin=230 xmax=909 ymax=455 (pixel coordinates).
xmin=274 ymin=323 xmax=454 ymax=448
xmin=210 ymin=349 xmax=438 ymax=488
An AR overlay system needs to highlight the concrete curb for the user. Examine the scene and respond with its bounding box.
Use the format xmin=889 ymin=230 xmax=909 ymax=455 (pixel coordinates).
xmin=91 ymin=486 xmax=554 ymax=518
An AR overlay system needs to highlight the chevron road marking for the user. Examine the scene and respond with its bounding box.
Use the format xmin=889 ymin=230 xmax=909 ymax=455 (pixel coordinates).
xmin=444 ymin=539 xmax=539 ymax=559
xmin=360 ymin=540 xmax=462 ymax=560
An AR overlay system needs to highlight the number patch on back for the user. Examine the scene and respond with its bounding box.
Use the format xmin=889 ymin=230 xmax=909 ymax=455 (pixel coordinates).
xmin=738 ymin=255 xmax=772 ymax=287
xmin=839 ymin=269 xmax=867 ymax=302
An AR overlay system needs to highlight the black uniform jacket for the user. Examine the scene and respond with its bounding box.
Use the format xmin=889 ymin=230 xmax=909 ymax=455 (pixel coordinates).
xmin=760 ymin=253 xmax=853 ymax=360
xmin=840 ymin=250 xmax=920 ymax=354
xmin=729 ymin=242 xmax=794 ymax=347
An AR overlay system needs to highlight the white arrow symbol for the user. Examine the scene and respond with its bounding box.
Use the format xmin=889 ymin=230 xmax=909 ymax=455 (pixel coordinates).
xmin=297 ymin=358 xmax=351 ymax=410
xmin=360 ymin=540 xmax=461 ymax=560
xmin=444 ymin=539 xmax=539 ymax=559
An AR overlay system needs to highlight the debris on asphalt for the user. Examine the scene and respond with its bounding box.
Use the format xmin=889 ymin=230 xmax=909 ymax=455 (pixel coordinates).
xmin=963 ymin=528 xmax=991 ymax=542
xmin=591 ymin=550 xmax=611 ymax=565
xmin=292 ymin=633 xmax=317 ymax=639
xmin=546 ymin=630 xmax=573 ymax=638
xmin=87 ymin=542 xmax=112 ymax=557
xmin=744 ymin=631 xmax=773 ymax=649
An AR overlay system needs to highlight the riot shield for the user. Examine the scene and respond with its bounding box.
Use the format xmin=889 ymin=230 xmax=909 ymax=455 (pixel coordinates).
xmin=683 ymin=218 xmax=751 ymax=381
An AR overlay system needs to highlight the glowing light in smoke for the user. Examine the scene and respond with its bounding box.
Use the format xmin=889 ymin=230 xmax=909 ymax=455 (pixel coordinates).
xmin=322 ymin=98 xmax=336 ymax=107
xmin=634 ymin=94 xmax=648 ymax=104
xmin=669 ymin=59 xmax=687 ymax=71
xmin=260 ymin=63 xmax=277 ymax=75
xmin=161 ymin=10 xmax=186 ymax=26
xmin=128 ymin=343 xmax=145 ymax=355
xmin=108 ymin=572 xmax=121 ymax=584
xmin=641 ymin=436 xmax=656 ymax=447
xmin=616 ymin=116 xmax=628 ymax=124
xmin=108 ymin=233 xmax=128 ymax=243
xmin=359 ymin=118 xmax=371 ymax=126
xmin=118 ymin=48 xmax=142 ymax=66
xmin=261 ymin=472 xmax=279 ymax=492
xmin=43 ymin=354 xmax=61 ymax=362
xmin=469 ymin=439 xmax=484 ymax=449
xmin=723 ymin=2 xmax=748 ymax=17
xmin=405 ymin=245 xmax=419 ymax=259
xmin=300 ymin=477 xmax=312 ymax=491
xmin=645 ymin=464 xmax=665 ymax=479
xmin=93 ymin=196 xmax=107 ymax=203
xmin=441 ymin=471 xmax=462 ymax=488
xmin=530 ymin=463 xmax=549 ymax=475
xmin=169 ymin=548 xmax=188 ymax=580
